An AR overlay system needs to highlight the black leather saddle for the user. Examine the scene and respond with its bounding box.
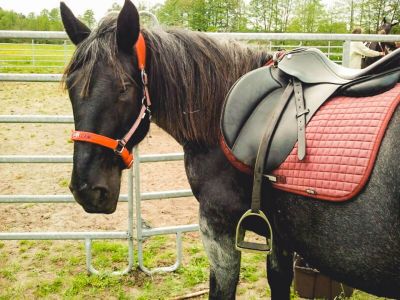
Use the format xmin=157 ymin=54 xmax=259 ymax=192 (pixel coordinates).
xmin=221 ymin=47 xmax=400 ymax=173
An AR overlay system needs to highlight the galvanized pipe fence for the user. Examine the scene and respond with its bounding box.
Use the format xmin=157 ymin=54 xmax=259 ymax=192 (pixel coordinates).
xmin=0 ymin=30 xmax=399 ymax=275
xmin=0 ymin=110 xmax=195 ymax=275
xmin=1 ymin=31 xmax=399 ymax=70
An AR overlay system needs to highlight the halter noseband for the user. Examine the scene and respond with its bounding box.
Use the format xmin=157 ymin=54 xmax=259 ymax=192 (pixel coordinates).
xmin=71 ymin=33 xmax=151 ymax=169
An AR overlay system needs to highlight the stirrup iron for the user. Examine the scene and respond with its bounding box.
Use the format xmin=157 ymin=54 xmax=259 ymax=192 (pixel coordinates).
xmin=235 ymin=209 xmax=273 ymax=254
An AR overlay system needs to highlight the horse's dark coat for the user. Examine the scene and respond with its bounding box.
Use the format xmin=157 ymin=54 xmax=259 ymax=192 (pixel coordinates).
xmin=61 ymin=1 xmax=400 ymax=299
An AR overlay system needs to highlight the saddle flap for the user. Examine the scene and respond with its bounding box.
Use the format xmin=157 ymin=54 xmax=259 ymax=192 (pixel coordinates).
xmin=221 ymin=66 xmax=284 ymax=147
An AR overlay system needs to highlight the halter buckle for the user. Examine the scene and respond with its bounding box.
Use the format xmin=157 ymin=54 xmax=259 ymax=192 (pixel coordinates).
xmin=114 ymin=140 xmax=125 ymax=154
xmin=141 ymin=69 xmax=148 ymax=85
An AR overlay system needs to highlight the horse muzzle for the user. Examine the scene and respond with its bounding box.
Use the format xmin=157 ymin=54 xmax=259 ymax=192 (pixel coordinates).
xmin=69 ymin=182 xmax=117 ymax=214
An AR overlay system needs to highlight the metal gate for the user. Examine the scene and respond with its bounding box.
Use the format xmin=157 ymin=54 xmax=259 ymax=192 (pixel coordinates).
xmin=0 ymin=106 xmax=196 ymax=275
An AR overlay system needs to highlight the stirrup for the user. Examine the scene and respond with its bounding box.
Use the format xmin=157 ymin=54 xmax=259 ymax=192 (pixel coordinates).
xmin=235 ymin=209 xmax=273 ymax=254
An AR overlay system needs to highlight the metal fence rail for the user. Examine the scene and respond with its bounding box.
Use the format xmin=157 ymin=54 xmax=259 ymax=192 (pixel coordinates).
xmin=1 ymin=31 xmax=399 ymax=70
xmin=0 ymin=114 xmax=196 ymax=275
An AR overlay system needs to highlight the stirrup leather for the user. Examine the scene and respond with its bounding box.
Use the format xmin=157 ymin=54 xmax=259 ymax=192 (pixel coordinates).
xmin=235 ymin=209 xmax=273 ymax=254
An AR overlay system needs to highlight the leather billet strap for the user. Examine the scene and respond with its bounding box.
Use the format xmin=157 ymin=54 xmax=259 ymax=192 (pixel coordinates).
xmin=293 ymin=78 xmax=309 ymax=160
xmin=251 ymin=81 xmax=294 ymax=213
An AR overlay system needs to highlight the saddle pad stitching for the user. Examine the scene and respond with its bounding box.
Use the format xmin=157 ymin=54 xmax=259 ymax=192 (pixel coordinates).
xmin=272 ymin=86 xmax=400 ymax=201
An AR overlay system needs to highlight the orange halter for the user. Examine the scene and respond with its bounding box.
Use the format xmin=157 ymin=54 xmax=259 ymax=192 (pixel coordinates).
xmin=71 ymin=33 xmax=150 ymax=169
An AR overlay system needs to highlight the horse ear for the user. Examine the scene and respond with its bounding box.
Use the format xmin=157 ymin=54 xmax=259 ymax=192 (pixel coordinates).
xmin=117 ymin=0 xmax=140 ymax=54
xmin=60 ymin=2 xmax=91 ymax=45
xmin=382 ymin=17 xmax=387 ymax=25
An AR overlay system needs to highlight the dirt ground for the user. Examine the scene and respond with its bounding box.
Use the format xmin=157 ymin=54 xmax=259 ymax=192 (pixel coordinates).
xmin=0 ymin=82 xmax=198 ymax=234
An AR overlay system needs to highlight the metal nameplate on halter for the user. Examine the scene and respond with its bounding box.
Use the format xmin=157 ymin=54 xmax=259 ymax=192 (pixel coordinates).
xmin=235 ymin=209 xmax=273 ymax=254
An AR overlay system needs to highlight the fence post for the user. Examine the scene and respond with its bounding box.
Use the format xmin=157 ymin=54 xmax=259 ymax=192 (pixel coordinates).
xmin=63 ymin=40 xmax=68 ymax=66
xmin=342 ymin=40 xmax=351 ymax=67
xmin=31 ymin=39 xmax=35 ymax=66
xmin=327 ymin=41 xmax=331 ymax=59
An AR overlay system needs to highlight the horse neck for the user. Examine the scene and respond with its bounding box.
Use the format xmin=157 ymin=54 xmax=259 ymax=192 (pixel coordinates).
xmin=145 ymin=29 xmax=270 ymax=147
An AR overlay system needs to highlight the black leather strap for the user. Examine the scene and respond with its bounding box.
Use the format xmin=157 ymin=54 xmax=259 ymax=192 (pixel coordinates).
xmin=251 ymin=81 xmax=294 ymax=212
xmin=293 ymin=78 xmax=309 ymax=160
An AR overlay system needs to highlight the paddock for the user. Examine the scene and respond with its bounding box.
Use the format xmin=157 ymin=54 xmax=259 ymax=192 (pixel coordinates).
xmin=0 ymin=31 xmax=397 ymax=299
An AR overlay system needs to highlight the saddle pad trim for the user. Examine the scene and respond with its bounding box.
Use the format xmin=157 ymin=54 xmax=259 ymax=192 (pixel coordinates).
xmin=271 ymin=88 xmax=400 ymax=201
xmin=220 ymin=136 xmax=253 ymax=175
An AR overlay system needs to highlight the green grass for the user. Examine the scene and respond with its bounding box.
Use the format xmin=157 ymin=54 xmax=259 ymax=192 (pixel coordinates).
xmin=0 ymin=238 xmax=210 ymax=299
xmin=0 ymin=236 xmax=388 ymax=299
xmin=0 ymin=42 xmax=75 ymax=74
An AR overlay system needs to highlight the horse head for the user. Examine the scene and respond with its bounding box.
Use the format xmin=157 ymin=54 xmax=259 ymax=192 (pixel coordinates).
xmin=380 ymin=17 xmax=399 ymax=34
xmin=61 ymin=0 xmax=149 ymax=213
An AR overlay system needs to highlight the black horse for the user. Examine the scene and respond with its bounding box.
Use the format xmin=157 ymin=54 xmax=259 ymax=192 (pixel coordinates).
xmin=362 ymin=17 xmax=399 ymax=68
xmin=61 ymin=1 xmax=400 ymax=299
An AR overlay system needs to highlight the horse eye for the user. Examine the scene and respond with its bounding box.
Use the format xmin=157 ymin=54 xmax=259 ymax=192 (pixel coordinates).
xmin=119 ymin=82 xmax=132 ymax=94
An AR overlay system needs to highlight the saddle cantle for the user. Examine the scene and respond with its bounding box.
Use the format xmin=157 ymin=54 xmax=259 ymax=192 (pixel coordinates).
xmin=279 ymin=47 xmax=400 ymax=84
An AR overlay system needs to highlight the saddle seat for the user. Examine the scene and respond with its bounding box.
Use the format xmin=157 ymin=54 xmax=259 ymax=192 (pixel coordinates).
xmin=280 ymin=47 xmax=400 ymax=84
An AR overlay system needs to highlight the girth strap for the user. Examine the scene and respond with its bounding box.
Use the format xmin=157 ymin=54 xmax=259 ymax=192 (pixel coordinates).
xmin=293 ymin=78 xmax=309 ymax=160
xmin=251 ymin=81 xmax=294 ymax=212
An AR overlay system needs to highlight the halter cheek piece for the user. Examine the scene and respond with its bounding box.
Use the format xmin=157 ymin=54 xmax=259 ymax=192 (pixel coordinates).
xmin=71 ymin=33 xmax=151 ymax=169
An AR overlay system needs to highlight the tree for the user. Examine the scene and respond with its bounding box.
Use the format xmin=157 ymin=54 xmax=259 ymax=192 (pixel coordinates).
xmin=248 ymin=0 xmax=272 ymax=31
xmin=37 ymin=9 xmax=51 ymax=31
xmin=189 ymin=0 xmax=209 ymax=31
xmin=248 ymin=0 xmax=294 ymax=32
xmin=81 ymin=9 xmax=96 ymax=29
xmin=288 ymin=0 xmax=326 ymax=33
xmin=108 ymin=2 xmax=122 ymax=12
xmin=156 ymin=0 xmax=190 ymax=27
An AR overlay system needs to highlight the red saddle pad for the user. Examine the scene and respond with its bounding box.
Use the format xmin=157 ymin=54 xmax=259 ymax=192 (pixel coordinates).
xmin=271 ymin=83 xmax=400 ymax=201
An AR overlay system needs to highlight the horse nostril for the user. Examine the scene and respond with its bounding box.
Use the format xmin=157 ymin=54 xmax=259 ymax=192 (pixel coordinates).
xmin=92 ymin=185 xmax=109 ymax=198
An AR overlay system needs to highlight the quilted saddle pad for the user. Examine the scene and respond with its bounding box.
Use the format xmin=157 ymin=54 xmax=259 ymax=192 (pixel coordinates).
xmin=270 ymin=83 xmax=400 ymax=201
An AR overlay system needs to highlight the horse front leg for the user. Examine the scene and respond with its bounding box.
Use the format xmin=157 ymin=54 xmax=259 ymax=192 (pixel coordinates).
xmin=199 ymin=212 xmax=241 ymax=300
xmin=267 ymin=240 xmax=294 ymax=300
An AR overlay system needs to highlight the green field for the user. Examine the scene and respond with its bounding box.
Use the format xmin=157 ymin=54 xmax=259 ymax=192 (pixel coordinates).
xmin=0 ymin=42 xmax=74 ymax=74
xmin=0 ymin=41 xmax=343 ymax=75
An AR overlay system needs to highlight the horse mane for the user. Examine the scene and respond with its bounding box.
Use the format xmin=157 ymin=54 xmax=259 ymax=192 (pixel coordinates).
xmin=144 ymin=29 xmax=270 ymax=146
xmin=63 ymin=14 xmax=271 ymax=146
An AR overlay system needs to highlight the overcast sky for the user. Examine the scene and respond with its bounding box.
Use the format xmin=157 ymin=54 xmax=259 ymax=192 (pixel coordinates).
xmin=0 ymin=0 xmax=162 ymax=21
